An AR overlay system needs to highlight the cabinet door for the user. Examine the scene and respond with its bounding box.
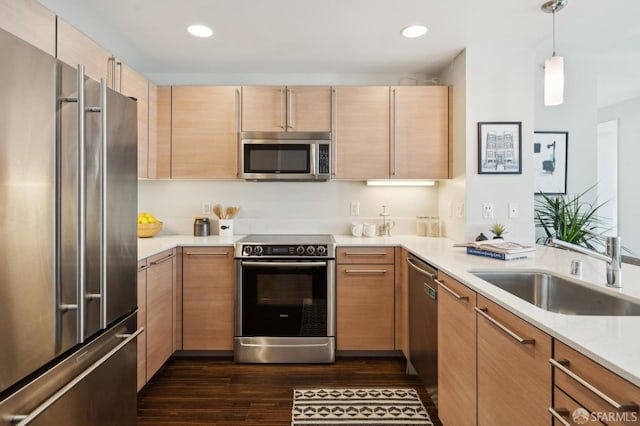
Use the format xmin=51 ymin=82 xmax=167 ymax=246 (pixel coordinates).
xmin=391 ymin=86 xmax=449 ymax=179
xmin=241 ymin=86 xmax=285 ymax=131
xmin=0 ymin=0 xmax=55 ymax=55
xmin=477 ymin=295 xmax=551 ymax=425
xmin=553 ymin=341 xmax=640 ymax=426
xmin=336 ymin=262 xmax=394 ymax=351
xmin=119 ymin=63 xmax=149 ymax=178
xmin=172 ymin=86 xmax=240 ymax=178
xmin=437 ymin=272 xmax=477 ymax=426
xmin=151 ymin=86 xmax=171 ymax=179
xmin=286 ymin=86 xmax=331 ymax=131
xmin=57 ymin=18 xmax=112 ymax=83
xmin=182 ymin=247 xmax=234 ymax=350
xmin=332 ymin=87 xmax=389 ymax=179
xmin=136 ymin=260 xmax=147 ymax=391
xmin=145 ymin=250 xmax=174 ymax=380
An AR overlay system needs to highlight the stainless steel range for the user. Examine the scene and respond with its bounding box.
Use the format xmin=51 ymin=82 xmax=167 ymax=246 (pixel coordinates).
xmin=234 ymin=234 xmax=336 ymax=363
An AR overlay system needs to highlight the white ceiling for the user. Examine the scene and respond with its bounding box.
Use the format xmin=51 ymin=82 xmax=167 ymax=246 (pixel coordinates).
xmin=38 ymin=0 xmax=640 ymax=105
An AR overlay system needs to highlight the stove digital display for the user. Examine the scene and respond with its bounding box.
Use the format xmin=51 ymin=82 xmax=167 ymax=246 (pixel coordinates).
xmin=268 ymin=246 xmax=292 ymax=255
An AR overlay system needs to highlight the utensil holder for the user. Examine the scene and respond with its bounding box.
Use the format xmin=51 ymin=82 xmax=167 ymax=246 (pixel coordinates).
xmin=218 ymin=219 xmax=234 ymax=236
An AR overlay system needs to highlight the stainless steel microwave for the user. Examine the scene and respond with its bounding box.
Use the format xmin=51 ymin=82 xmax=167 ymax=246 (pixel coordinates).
xmin=240 ymin=132 xmax=331 ymax=181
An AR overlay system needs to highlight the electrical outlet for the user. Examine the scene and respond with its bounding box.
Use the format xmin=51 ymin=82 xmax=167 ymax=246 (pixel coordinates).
xmin=350 ymin=201 xmax=360 ymax=216
xmin=455 ymin=202 xmax=464 ymax=218
xmin=202 ymin=201 xmax=212 ymax=215
xmin=482 ymin=202 xmax=494 ymax=219
xmin=508 ymin=202 xmax=519 ymax=218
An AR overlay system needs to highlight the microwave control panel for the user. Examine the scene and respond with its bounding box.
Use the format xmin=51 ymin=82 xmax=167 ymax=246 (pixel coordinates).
xmin=318 ymin=144 xmax=330 ymax=175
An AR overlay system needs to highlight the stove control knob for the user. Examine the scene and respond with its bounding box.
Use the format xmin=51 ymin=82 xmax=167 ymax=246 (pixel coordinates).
xmin=316 ymin=246 xmax=326 ymax=256
xmin=306 ymin=246 xmax=316 ymax=255
xmin=243 ymin=246 xmax=253 ymax=255
xmin=254 ymin=246 xmax=263 ymax=256
xmin=296 ymin=246 xmax=305 ymax=255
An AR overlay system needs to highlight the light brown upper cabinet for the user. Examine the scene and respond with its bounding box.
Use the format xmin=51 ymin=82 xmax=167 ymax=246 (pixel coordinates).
xmin=57 ymin=18 xmax=113 ymax=83
xmin=391 ymin=86 xmax=450 ymax=179
xmin=332 ymin=87 xmax=390 ymax=179
xmin=171 ymin=86 xmax=240 ymax=179
xmin=149 ymin=86 xmax=171 ymax=179
xmin=0 ymin=0 xmax=55 ymax=56
xmin=118 ymin=63 xmax=149 ymax=178
xmin=241 ymin=86 xmax=331 ymax=132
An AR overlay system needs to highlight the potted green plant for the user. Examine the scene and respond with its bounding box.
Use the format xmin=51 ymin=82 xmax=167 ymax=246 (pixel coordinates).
xmin=490 ymin=223 xmax=507 ymax=239
xmin=535 ymin=185 xmax=608 ymax=250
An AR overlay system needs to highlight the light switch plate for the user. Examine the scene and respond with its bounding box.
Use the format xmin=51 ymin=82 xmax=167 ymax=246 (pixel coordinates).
xmin=508 ymin=202 xmax=519 ymax=218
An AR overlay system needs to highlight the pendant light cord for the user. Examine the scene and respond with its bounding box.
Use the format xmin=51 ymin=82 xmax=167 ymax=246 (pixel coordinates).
xmin=552 ymin=8 xmax=557 ymax=56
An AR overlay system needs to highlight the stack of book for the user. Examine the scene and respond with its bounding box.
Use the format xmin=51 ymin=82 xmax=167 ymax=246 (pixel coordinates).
xmin=454 ymin=240 xmax=536 ymax=261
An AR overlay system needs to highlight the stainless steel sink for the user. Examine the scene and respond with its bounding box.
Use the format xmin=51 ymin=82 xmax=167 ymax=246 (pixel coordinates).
xmin=470 ymin=270 xmax=640 ymax=316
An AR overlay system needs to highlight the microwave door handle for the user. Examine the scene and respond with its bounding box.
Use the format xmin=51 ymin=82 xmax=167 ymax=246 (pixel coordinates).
xmin=310 ymin=145 xmax=317 ymax=177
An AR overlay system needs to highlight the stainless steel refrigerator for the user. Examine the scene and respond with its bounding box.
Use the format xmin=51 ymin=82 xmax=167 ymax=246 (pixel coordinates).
xmin=0 ymin=27 xmax=140 ymax=425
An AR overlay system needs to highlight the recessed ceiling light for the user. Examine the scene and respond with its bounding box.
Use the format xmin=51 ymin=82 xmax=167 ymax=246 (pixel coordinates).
xmin=401 ymin=25 xmax=428 ymax=38
xmin=187 ymin=24 xmax=213 ymax=38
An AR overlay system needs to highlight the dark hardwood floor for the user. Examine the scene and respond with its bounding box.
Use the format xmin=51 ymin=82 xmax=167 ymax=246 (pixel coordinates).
xmin=137 ymin=355 xmax=441 ymax=425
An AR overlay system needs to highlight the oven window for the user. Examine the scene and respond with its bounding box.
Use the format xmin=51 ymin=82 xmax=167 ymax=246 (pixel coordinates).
xmin=244 ymin=144 xmax=310 ymax=173
xmin=241 ymin=263 xmax=328 ymax=337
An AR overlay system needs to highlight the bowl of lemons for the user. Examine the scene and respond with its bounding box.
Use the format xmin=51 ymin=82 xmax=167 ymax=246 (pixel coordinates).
xmin=137 ymin=212 xmax=163 ymax=238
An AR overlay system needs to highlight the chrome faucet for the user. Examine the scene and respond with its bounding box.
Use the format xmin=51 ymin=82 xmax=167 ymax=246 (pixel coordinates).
xmin=546 ymin=235 xmax=622 ymax=288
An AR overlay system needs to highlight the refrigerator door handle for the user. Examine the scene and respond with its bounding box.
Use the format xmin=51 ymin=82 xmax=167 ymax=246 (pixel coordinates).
xmin=76 ymin=64 xmax=87 ymax=345
xmin=5 ymin=328 xmax=144 ymax=426
xmin=99 ymin=78 xmax=108 ymax=330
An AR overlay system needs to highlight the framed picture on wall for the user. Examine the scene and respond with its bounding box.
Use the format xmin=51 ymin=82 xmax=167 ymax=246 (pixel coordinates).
xmin=477 ymin=122 xmax=522 ymax=174
xmin=534 ymin=131 xmax=568 ymax=194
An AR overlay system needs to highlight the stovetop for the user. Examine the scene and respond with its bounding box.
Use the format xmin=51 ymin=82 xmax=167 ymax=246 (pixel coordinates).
xmin=235 ymin=234 xmax=336 ymax=258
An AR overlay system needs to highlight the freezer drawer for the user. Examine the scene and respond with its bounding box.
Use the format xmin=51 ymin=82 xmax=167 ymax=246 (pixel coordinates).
xmin=0 ymin=313 xmax=141 ymax=426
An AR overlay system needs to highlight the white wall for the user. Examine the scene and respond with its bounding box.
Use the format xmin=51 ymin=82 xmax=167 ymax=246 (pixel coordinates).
xmin=598 ymin=96 xmax=640 ymax=255
xmin=439 ymin=47 xmax=536 ymax=244
xmin=138 ymin=180 xmax=440 ymax=236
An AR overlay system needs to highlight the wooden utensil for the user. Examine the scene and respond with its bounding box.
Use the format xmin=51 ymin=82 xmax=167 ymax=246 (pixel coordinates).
xmin=213 ymin=204 xmax=222 ymax=219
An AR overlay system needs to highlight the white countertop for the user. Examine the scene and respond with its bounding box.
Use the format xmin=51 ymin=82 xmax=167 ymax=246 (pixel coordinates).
xmin=139 ymin=234 xmax=640 ymax=387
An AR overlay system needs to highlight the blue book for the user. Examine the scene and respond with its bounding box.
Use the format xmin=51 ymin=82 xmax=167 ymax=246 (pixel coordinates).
xmin=466 ymin=247 xmax=528 ymax=261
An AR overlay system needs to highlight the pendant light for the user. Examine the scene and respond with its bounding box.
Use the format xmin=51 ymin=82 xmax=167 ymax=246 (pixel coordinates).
xmin=541 ymin=0 xmax=568 ymax=106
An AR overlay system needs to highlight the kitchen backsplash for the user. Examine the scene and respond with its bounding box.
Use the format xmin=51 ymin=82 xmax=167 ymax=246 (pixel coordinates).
xmin=138 ymin=180 xmax=439 ymax=236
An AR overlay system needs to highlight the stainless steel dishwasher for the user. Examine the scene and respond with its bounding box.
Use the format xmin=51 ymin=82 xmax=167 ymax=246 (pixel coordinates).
xmin=406 ymin=254 xmax=438 ymax=406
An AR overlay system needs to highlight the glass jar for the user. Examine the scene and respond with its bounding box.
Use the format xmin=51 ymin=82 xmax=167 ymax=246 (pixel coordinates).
xmin=416 ymin=216 xmax=428 ymax=236
xmin=427 ymin=217 xmax=440 ymax=237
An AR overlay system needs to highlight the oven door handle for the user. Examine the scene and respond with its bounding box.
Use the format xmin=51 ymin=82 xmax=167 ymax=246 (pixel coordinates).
xmin=240 ymin=261 xmax=327 ymax=267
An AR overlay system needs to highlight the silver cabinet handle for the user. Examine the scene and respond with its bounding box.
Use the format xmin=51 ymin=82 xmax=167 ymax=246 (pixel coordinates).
xmin=235 ymin=88 xmax=240 ymax=176
xmin=391 ymin=88 xmax=397 ymax=176
xmin=549 ymin=358 xmax=639 ymax=412
xmin=437 ymin=280 xmax=469 ymax=301
xmin=287 ymin=87 xmax=294 ymax=129
xmin=184 ymin=251 xmax=229 ymax=256
xmin=548 ymin=408 xmax=571 ymax=426
xmin=344 ymin=269 xmax=388 ymax=274
xmin=344 ymin=251 xmax=388 ymax=256
xmin=406 ymin=257 xmax=437 ymax=279
xmin=331 ymin=88 xmax=337 ymax=175
xmin=475 ymin=307 xmax=536 ymax=345
xmin=279 ymin=87 xmax=285 ymax=129
xmin=149 ymin=253 xmax=175 ymax=265
xmin=9 ymin=328 xmax=143 ymax=426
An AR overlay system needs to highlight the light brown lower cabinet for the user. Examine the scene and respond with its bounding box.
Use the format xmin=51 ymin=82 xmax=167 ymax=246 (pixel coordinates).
xmin=437 ymin=272 xmax=477 ymax=426
xmin=182 ymin=247 xmax=234 ymax=350
xmin=476 ymin=295 xmax=552 ymax=425
xmin=145 ymin=249 xmax=174 ymax=381
xmin=136 ymin=259 xmax=147 ymax=392
xmin=551 ymin=341 xmax=640 ymax=426
xmin=336 ymin=247 xmax=395 ymax=351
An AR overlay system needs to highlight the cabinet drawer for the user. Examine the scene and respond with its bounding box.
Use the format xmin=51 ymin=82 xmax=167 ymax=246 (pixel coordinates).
xmin=336 ymin=247 xmax=394 ymax=264
xmin=552 ymin=387 xmax=606 ymax=426
xmin=553 ymin=341 xmax=640 ymax=425
xmin=147 ymin=249 xmax=174 ymax=265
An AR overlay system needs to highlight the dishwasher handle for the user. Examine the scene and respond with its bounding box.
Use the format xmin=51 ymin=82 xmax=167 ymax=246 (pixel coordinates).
xmin=406 ymin=256 xmax=438 ymax=280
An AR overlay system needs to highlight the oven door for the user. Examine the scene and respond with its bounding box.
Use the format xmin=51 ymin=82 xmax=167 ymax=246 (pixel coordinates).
xmin=236 ymin=260 xmax=335 ymax=337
